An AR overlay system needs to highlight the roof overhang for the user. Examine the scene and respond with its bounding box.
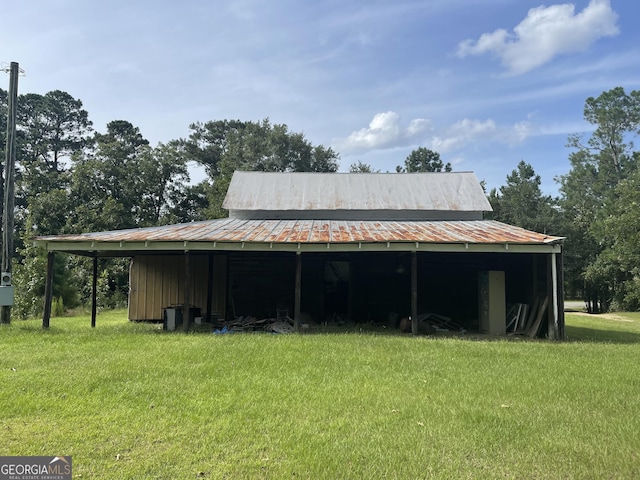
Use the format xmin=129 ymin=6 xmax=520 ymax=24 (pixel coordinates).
xmin=33 ymin=240 xmax=563 ymax=257
xmin=33 ymin=219 xmax=564 ymax=257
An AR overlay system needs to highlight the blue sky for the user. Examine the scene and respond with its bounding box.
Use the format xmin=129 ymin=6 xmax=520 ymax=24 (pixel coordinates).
xmin=2 ymin=0 xmax=638 ymax=195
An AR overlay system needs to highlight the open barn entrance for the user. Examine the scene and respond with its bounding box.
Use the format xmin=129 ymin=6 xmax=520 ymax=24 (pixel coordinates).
xmin=220 ymin=250 xmax=551 ymax=334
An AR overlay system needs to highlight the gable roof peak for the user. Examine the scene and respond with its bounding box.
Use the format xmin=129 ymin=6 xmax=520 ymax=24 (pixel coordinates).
xmin=223 ymin=171 xmax=491 ymax=215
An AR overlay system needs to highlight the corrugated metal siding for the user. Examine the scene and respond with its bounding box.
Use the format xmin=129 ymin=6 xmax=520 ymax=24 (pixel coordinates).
xmin=222 ymin=171 xmax=492 ymax=212
xmin=38 ymin=219 xmax=563 ymax=246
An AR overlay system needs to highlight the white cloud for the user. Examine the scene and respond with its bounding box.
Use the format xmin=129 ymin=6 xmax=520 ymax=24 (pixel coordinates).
xmin=336 ymin=113 xmax=538 ymax=158
xmin=430 ymin=118 xmax=537 ymax=152
xmin=407 ymin=118 xmax=431 ymax=136
xmin=431 ymin=119 xmax=497 ymax=152
xmin=512 ymin=121 xmax=534 ymax=143
xmin=456 ymin=0 xmax=619 ymax=74
xmin=335 ymin=111 xmax=431 ymax=152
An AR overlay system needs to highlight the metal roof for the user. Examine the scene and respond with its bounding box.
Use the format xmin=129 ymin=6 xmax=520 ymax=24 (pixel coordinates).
xmin=34 ymin=219 xmax=564 ymax=256
xmin=222 ymin=171 xmax=492 ymax=213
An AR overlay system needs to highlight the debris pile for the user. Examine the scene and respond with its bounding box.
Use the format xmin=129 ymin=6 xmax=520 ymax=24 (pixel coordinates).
xmin=214 ymin=315 xmax=296 ymax=334
xmin=398 ymin=313 xmax=465 ymax=334
xmin=508 ymin=296 xmax=549 ymax=338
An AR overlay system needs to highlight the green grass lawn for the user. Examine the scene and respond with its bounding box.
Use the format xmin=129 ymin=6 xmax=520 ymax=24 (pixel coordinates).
xmin=1 ymin=310 xmax=640 ymax=479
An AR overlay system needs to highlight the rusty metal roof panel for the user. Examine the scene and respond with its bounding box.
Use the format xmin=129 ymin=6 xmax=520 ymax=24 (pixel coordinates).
xmin=35 ymin=219 xmax=564 ymax=247
xmin=222 ymin=171 xmax=492 ymax=212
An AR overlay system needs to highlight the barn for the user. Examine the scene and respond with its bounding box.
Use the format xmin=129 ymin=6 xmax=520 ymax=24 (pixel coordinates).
xmin=34 ymin=171 xmax=565 ymax=338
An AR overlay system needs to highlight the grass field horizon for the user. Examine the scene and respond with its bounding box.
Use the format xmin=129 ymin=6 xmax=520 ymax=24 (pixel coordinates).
xmin=2 ymin=310 xmax=639 ymax=479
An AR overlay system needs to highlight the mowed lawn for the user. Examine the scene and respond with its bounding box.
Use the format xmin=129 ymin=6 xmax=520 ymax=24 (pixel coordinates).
xmin=1 ymin=310 xmax=640 ymax=479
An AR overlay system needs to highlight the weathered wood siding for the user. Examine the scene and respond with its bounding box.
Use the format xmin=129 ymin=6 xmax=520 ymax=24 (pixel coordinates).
xmin=128 ymin=254 xmax=227 ymax=321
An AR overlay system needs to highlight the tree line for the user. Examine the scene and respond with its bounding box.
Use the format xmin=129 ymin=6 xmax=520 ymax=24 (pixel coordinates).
xmin=1 ymin=86 xmax=639 ymax=317
xmin=488 ymin=87 xmax=640 ymax=313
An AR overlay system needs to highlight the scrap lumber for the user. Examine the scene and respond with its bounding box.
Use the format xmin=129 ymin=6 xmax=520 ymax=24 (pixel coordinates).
xmin=522 ymin=297 xmax=540 ymax=333
xmin=506 ymin=304 xmax=521 ymax=332
xmin=527 ymin=296 xmax=549 ymax=338
xmin=507 ymin=303 xmax=530 ymax=333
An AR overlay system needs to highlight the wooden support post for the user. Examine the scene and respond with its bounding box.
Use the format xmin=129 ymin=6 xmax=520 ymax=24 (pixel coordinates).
xmin=411 ymin=251 xmax=418 ymax=335
xmin=546 ymin=254 xmax=556 ymax=340
xmin=206 ymin=254 xmax=214 ymax=322
xmin=549 ymin=253 xmax=559 ymax=340
xmin=531 ymin=255 xmax=538 ymax=308
xmin=42 ymin=252 xmax=54 ymax=329
xmin=557 ymin=251 xmax=566 ymax=340
xmin=183 ymin=252 xmax=191 ymax=331
xmin=294 ymin=252 xmax=301 ymax=332
xmin=91 ymin=256 xmax=98 ymax=328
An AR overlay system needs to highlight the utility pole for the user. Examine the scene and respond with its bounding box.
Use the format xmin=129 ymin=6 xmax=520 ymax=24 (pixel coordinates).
xmin=1 ymin=62 xmax=19 ymax=324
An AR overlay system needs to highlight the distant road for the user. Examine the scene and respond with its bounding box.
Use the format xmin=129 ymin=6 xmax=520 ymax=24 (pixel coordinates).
xmin=564 ymin=300 xmax=585 ymax=311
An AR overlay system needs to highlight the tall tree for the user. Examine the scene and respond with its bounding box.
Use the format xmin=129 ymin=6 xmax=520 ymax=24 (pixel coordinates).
xmin=64 ymin=121 xmax=191 ymax=308
xmin=578 ymin=87 xmax=640 ymax=179
xmin=184 ymin=118 xmax=339 ymax=218
xmin=397 ymin=147 xmax=451 ymax=173
xmin=583 ymin=158 xmax=640 ymax=311
xmin=559 ymin=87 xmax=640 ymax=311
xmin=17 ymin=90 xmax=92 ymax=192
xmin=487 ymin=160 xmax=558 ymax=234
xmin=68 ymin=120 xmax=189 ymax=232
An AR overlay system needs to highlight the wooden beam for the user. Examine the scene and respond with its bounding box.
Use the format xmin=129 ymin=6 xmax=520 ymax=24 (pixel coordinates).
xmin=42 ymin=252 xmax=54 ymax=329
xmin=183 ymin=252 xmax=191 ymax=331
xmin=34 ymin=239 xmax=564 ymax=255
xmin=528 ymin=296 xmax=549 ymax=338
xmin=547 ymin=253 xmax=558 ymax=340
xmin=549 ymin=253 xmax=559 ymax=340
xmin=411 ymin=251 xmax=418 ymax=335
xmin=294 ymin=252 xmax=301 ymax=332
xmin=557 ymin=251 xmax=566 ymax=340
xmin=206 ymin=254 xmax=214 ymax=322
xmin=91 ymin=256 xmax=98 ymax=328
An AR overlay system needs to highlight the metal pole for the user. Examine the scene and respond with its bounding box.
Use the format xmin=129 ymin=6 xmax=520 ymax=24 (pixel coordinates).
xmin=1 ymin=62 xmax=19 ymax=324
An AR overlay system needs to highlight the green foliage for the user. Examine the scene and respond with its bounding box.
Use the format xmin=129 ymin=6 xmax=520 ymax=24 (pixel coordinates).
xmin=68 ymin=257 xmax=130 ymax=311
xmin=349 ymin=160 xmax=379 ymax=173
xmin=487 ymin=160 xmax=559 ymax=234
xmin=581 ymin=86 xmax=640 ymax=178
xmin=52 ymin=296 xmax=64 ymax=317
xmin=95 ymin=260 xmax=130 ymax=311
xmin=559 ymin=87 xmax=640 ymax=311
xmin=12 ymin=218 xmax=79 ymax=319
xmin=12 ymin=247 xmax=46 ymax=320
xmin=16 ymin=90 xmax=93 ymax=174
xmin=586 ymin=168 xmax=640 ymax=310
xmin=5 ymin=86 xmax=344 ymax=321
xmin=397 ymin=147 xmax=451 ymax=173
xmin=184 ymin=118 xmax=339 ymax=218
